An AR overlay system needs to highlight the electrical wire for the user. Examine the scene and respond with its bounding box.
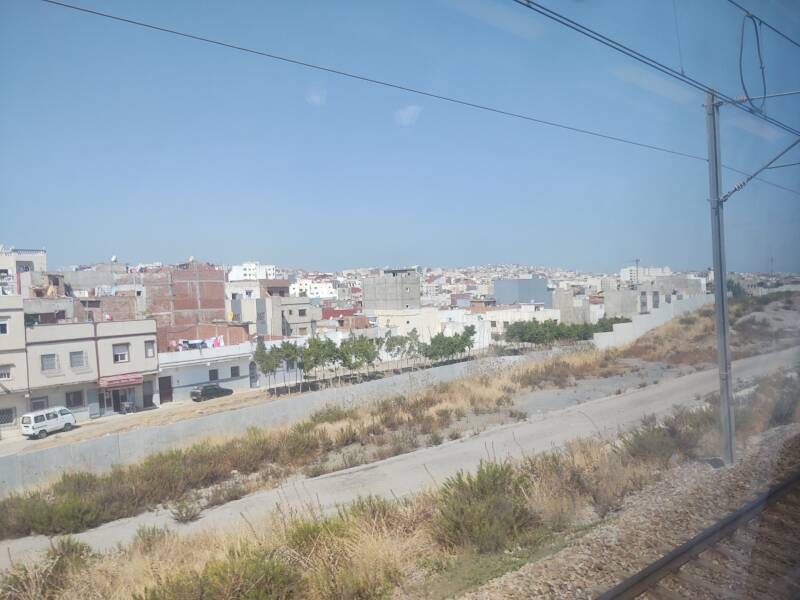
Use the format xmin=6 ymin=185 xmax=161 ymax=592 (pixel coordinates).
xmin=723 ymin=0 xmax=800 ymax=50
xmin=739 ymin=14 xmax=767 ymax=112
xmin=766 ymin=161 xmax=800 ymax=170
xmin=508 ymin=0 xmax=800 ymax=138
xmin=36 ymin=0 xmax=800 ymax=198
xmin=721 ymin=137 xmax=800 ymax=201
xmin=671 ymin=0 xmax=686 ymax=75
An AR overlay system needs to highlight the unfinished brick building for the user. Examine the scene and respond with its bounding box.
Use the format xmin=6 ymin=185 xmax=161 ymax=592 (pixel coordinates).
xmin=116 ymin=262 xmax=226 ymax=331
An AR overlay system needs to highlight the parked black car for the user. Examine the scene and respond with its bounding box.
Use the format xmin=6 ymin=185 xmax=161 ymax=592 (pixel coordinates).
xmin=190 ymin=384 xmax=234 ymax=402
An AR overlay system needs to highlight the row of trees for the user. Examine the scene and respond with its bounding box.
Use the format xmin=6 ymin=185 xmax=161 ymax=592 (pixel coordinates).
xmin=253 ymin=325 xmax=476 ymax=392
xmin=503 ymin=317 xmax=630 ymax=345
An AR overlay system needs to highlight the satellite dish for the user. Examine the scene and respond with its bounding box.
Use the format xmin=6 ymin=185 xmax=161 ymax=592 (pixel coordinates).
xmin=111 ymin=255 xmax=117 ymax=263
xmin=188 ymin=255 xmax=194 ymax=262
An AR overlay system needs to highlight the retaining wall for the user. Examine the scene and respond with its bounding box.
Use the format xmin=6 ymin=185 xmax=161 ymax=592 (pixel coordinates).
xmin=593 ymin=294 xmax=712 ymax=350
xmin=0 ymin=355 xmax=524 ymax=495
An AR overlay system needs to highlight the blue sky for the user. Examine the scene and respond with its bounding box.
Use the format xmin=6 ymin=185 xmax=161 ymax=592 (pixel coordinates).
xmin=1 ymin=0 xmax=798 ymax=272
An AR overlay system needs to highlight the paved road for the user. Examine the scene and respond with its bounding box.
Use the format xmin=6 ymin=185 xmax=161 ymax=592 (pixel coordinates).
xmin=1 ymin=346 xmax=797 ymax=571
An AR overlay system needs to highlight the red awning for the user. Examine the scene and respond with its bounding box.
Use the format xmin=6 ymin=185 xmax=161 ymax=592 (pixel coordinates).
xmin=98 ymin=374 xmax=144 ymax=388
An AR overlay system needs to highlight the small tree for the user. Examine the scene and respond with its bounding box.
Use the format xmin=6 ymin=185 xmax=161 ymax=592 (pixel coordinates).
xmin=254 ymin=340 xmax=280 ymax=392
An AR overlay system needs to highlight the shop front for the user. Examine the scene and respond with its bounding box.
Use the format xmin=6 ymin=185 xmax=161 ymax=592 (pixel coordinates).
xmin=97 ymin=373 xmax=144 ymax=415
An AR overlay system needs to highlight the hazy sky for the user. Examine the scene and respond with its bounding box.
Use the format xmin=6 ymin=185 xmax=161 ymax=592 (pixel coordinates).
xmin=1 ymin=0 xmax=799 ymax=272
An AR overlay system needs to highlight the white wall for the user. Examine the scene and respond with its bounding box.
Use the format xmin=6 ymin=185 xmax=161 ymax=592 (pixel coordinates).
xmin=593 ymin=294 xmax=711 ymax=350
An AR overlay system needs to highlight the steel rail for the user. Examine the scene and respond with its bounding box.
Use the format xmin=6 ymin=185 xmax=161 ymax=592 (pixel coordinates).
xmin=596 ymin=468 xmax=800 ymax=599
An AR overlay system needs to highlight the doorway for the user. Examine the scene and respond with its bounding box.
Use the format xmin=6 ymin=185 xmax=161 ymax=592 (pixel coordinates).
xmin=249 ymin=362 xmax=258 ymax=388
xmin=158 ymin=376 xmax=173 ymax=403
xmin=143 ymin=380 xmax=154 ymax=408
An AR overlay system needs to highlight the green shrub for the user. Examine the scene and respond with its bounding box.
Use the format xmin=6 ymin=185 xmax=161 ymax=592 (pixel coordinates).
xmin=284 ymin=517 xmax=349 ymax=556
xmin=435 ymin=407 xmax=453 ymax=427
xmin=428 ymin=431 xmax=444 ymax=446
xmin=0 ymin=536 xmax=92 ymax=599
xmin=170 ymin=497 xmax=201 ymax=524
xmin=334 ymin=423 xmax=360 ymax=447
xmin=135 ymin=544 xmax=304 ymax=599
xmin=620 ymin=415 xmax=677 ymax=466
xmin=432 ymin=461 xmax=538 ymax=553
xmin=345 ymin=495 xmax=399 ymax=523
xmin=206 ymin=482 xmax=247 ymax=508
xmin=508 ymin=409 xmax=527 ymax=421
xmin=46 ymin=536 xmax=93 ymax=572
xmin=310 ymin=405 xmax=356 ymax=425
xmin=282 ymin=425 xmax=322 ymax=462
xmin=132 ymin=525 xmax=172 ymax=553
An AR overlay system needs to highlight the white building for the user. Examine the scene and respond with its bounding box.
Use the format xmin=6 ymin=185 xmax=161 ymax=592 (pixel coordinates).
xmin=620 ymin=265 xmax=672 ymax=286
xmin=228 ymin=262 xmax=277 ymax=281
xmin=0 ymin=245 xmax=47 ymax=296
xmin=290 ymin=278 xmax=337 ymax=299
xmin=157 ymin=342 xmax=257 ymax=403
xmin=437 ymin=305 xmax=561 ymax=349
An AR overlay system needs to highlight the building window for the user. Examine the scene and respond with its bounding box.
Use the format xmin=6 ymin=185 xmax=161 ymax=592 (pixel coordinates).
xmin=0 ymin=322 xmax=7 ymax=335
xmin=31 ymin=397 xmax=48 ymax=411
xmin=298 ymin=309 xmax=307 ymax=317
xmin=209 ymin=369 xmax=219 ymax=381
xmin=298 ymin=327 xmax=308 ymax=335
xmin=288 ymin=310 xmax=293 ymax=316
xmin=0 ymin=407 xmax=16 ymax=425
xmin=490 ymin=321 xmax=497 ymax=328
xmin=231 ymin=366 xmax=240 ymax=378
xmin=113 ymin=343 xmax=130 ymax=363
xmin=41 ymin=354 xmax=58 ymax=371
xmin=256 ymin=312 xmax=265 ymax=321
xmin=145 ymin=340 xmax=155 ymax=358
xmin=66 ymin=390 xmax=84 ymax=408
xmin=69 ymin=351 xmax=86 ymax=369
xmin=0 ymin=365 xmax=10 ymax=380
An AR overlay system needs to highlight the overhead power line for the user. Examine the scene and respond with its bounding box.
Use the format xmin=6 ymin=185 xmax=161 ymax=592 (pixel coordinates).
xmin=723 ymin=0 xmax=800 ymax=50
xmin=738 ymin=14 xmax=767 ymax=112
xmin=509 ymin=0 xmax=800 ymax=138
xmin=766 ymin=161 xmax=800 ymax=170
xmin=722 ymin=137 xmax=800 ymax=201
xmin=38 ymin=0 xmax=800 ymax=197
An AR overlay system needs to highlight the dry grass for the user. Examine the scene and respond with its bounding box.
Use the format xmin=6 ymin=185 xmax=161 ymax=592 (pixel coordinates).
xmin=621 ymin=292 xmax=800 ymax=366
xmin=0 ymin=345 xmax=628 ymax=542
xmin=8 ymin=368 xmax=799 ymax=600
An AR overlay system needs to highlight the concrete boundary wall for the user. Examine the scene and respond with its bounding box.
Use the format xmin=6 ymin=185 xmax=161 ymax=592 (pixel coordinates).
xmin=0 ymin=355 xmax=526 ymax=496
xmin=593 ymin=294 xmax=712 ymax=350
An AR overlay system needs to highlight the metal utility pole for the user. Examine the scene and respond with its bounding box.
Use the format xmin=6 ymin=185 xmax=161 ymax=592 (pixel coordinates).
xmin=705 ymin=91 xmax=735 ymax=465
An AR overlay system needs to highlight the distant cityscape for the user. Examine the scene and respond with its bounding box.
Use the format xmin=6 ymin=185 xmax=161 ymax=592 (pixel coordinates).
xmin=1 ymin=243 xmax=798 ymax=429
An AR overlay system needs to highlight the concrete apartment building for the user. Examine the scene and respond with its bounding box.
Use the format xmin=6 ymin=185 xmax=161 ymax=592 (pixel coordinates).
xmin=0 ymin=307 xmax=159 ymax=428
xmin=492 ymin=276 xmax=552 ymax=308
xmin=267 ymin=296 xmax=320 ymax=337
xmin=228 ymin=262 xmax=277 ymax=281
xmin=0 ymin=296 xmax=29 ymax=427
xmin=228 ymin=295 xmax=320 ymax=338
xmin=362 ymin=268 xmax=421 ymax=311
xmin=0 ymin=246 xmax=47 ymax=296
xmin=289 ymin=278 xmax=337 ymax=299
xmin=619 ymin=265 xmax=672 ymax=287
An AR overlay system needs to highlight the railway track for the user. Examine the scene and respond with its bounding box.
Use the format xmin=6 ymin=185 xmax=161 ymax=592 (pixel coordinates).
xmin=598 ymin=469 xmax=800 ymax=600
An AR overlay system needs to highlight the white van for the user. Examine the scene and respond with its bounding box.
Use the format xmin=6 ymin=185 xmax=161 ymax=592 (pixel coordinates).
xmin=19 ymin=406 xmax=77 ymax=439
